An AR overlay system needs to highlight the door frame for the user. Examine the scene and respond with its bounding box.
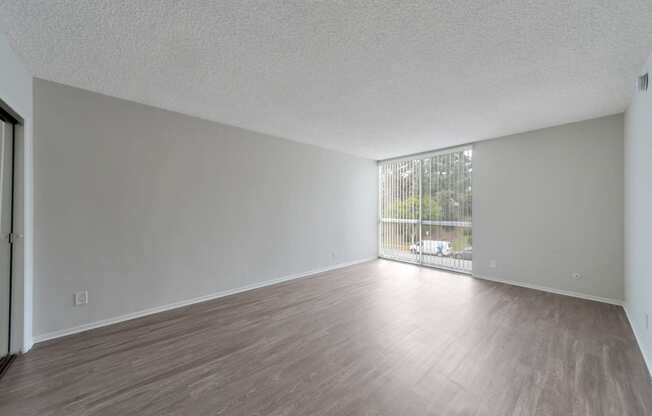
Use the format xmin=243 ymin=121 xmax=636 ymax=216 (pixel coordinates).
xmin=377 ymin=146 xmax=474 ymax=274
xmin=0 ymin=98 xmax=20 ymax=377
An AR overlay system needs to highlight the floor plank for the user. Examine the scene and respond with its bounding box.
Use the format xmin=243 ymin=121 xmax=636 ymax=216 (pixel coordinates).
xmin=1 ymin=260 xmax=650 ymax=415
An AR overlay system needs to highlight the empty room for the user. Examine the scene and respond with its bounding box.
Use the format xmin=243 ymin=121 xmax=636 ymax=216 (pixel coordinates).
xmin=0 ymin=1 xmax=651 ymax=415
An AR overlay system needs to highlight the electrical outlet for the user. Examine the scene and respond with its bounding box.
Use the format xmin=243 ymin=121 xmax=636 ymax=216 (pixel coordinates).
xmin=74 ymin=290 xmax=88 ymax=306
xmin=489 ymin=260 xmax=496 ymax=268
xmin=571 ymin=272 xmax=582 ymax=280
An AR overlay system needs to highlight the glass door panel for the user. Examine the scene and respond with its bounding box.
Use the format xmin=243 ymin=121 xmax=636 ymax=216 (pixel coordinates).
xmin=379 ymin=147 xmax=472 ymax=273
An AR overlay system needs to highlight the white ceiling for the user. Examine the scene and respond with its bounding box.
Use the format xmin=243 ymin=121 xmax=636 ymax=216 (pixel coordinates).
xmin=2 ymin=1 xmax=652 ymax=160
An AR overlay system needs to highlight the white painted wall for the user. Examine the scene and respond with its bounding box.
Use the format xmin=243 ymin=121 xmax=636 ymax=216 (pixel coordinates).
xmin=33 ymin=79 xmax=378 ymax=339
xmin=473 ymin=114 xmax=624 ymax=302
xmin=625 ymin=51 xmax=652 ymax=373
xmin=0 ymin=33 xmax=34 ymax=353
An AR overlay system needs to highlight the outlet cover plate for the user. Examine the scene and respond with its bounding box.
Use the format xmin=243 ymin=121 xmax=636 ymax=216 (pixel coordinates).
xmin=74 ymin=290 xmax=88 ymax=306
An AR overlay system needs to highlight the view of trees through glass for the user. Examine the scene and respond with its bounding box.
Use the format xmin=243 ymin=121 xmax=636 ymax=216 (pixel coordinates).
xmin=379 ymin=147 xmax=472 ymax=272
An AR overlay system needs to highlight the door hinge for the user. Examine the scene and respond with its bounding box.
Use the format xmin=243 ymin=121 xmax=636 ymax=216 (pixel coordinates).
xmin=8 ymin=233 xmax=22 ymax=244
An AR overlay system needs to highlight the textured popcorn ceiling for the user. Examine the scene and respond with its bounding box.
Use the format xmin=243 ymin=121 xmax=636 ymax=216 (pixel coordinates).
xmin=2 ymin=1 xmax=652 ymax=159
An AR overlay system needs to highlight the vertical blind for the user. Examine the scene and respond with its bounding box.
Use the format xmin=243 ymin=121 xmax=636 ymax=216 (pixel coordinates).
xmin=378 ymin=146 xmax=473 ymax=273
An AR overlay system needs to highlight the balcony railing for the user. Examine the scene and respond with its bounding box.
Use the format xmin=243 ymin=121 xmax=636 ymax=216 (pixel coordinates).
xmin=379 ymin=220 xmax=472 ymax=273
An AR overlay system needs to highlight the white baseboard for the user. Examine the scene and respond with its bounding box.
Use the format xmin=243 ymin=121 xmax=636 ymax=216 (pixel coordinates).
xmin=623 ymin=304 xmax=652 ymax=378
xmin=471 ymin=273 xmax=623 ymax=306
xmin=22 ymin=339 xmax=34 ymax=354
xmin=32 ymin=257 xmax=377 ymax=344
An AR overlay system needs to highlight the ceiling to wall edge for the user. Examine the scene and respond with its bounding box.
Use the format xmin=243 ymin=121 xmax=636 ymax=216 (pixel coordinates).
xmin=376 ymin=110 xmax=626 ymax=163
xmin=33 ymin=76 xmax=629 ymax=164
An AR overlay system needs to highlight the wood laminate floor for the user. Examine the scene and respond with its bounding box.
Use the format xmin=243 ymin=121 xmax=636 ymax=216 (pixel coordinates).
xmin=1 ymin=260 xmax=650 ymax=415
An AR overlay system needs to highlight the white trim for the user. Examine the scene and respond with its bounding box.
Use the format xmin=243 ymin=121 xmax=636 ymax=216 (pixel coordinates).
xmin=33 ymin=257 xmax=377 ymax=344
xmin=623 ymin=304 xmax=652 ymax=378
xmin=378 ymin=144 xmax=472 ymax=164
xmin=471 ymin=273 xmax=623 ymax=306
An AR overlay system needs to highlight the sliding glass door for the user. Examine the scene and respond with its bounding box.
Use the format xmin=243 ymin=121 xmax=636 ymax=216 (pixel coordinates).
xmin=379 ymin=146 xmax=472 ymax=273
xmin=378 ymin=158 xmax=420 ymax=264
